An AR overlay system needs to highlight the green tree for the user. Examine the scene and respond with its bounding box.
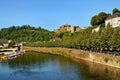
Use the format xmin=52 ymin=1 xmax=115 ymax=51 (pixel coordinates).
xmin=91 ymin=15 xmax=98 ymax=26
xmin=112 ymin=8 xmax=120 ymax=14
xmin=0 ymin=25 xmax=56 ymax=43
xmin=91 ymin=12 xmax=109 ymax=26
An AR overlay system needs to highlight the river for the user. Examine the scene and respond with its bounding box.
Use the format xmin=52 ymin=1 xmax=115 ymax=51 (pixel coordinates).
xmin=0 ymin=51 xmax=120 ymax=80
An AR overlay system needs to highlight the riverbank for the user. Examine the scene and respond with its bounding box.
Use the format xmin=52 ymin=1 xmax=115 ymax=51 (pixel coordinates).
xmin=24 ymin=46 xmax=120 ymax=68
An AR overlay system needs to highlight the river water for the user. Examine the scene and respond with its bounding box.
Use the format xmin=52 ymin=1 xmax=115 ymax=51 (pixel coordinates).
xmin=0 ymin=51 xmax=120 ymax=80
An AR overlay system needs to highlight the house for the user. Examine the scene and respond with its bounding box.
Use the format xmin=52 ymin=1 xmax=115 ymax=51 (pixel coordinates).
xmin=105 ymin=12 xmax=120 ymax=28
xmin=49 ymin=37 xmax=61 ymax=42
xmin=0 ymin=39 xmax=10 ymax=48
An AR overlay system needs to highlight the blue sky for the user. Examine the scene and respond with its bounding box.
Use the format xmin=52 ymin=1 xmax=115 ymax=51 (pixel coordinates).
xmin=0 ymin=0 xmax=120 ymax=31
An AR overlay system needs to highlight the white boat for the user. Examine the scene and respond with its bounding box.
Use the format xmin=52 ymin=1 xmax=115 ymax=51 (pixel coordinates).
xmin=0 ymin=48 xmax=22 ymax=60
xmin=0 ymin=48 xmax=18 ymax=55
xmin=7 ymin=53 xmax=20 ymax=59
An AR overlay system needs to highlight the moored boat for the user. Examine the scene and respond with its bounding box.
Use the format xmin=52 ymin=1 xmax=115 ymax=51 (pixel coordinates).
xmin=0 ymin=48 xmax=25 ymax=61
xmin=0 ymin=55 xmax=7 ymax=61
xmin=7 ymin=53 xmax=20 ymax=59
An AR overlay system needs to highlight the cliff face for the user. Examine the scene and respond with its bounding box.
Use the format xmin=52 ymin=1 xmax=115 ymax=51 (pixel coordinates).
xmin=54 ymin=24 xmax=81 ymax=33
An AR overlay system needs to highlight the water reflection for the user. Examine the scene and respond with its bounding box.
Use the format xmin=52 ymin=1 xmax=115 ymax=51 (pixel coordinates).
xmin=8 ymin=51 xmax=80 ymax=80
xmin=0 ymin=51 xmax=120 ymax=80
xmin=74 ymin=59 xmax=120 ymax=80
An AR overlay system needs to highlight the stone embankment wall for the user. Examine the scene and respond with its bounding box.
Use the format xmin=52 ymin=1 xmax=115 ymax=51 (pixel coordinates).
xmin=24 ymin=47 xmax=120 ymax=68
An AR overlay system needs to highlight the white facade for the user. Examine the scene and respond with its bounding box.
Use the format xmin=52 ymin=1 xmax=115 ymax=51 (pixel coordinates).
xmin=105 ymin=17 xmax=120 ymax=28
xmin=92 ymin=26 xmax=100 ymax=33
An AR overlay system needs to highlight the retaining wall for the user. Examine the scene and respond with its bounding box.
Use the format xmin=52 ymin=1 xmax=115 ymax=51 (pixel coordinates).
xmin=24 ymin=47 xmax=120 ymax=68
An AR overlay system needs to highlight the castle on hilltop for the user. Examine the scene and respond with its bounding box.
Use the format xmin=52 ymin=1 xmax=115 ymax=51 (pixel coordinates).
xmin=54 ymin=24 xmax=81 ymax=33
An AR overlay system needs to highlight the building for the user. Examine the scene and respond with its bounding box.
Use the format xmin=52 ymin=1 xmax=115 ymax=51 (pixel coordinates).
xmin=54 ymin=24 xmax=81 ymax=33
xmin=0 ymin=39 xmax=9 ymax=48
xmin=105 ymin=12 xmax=120 ymax=28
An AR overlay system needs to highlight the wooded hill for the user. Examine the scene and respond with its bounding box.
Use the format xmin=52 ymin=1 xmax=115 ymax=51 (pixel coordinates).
xmin=0 ymin=24 xmax=120 ymax=51
xmin=0 ymin=25 xmax=56 ymax=43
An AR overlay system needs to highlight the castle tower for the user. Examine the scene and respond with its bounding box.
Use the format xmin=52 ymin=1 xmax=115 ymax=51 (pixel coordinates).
xmin=71 ymin=26 xmax=75 ymax=33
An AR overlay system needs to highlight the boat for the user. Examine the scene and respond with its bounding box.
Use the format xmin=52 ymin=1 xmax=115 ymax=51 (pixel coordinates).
xmin=0 ymin=48 xmax=17 ymax=55
xmin=0 ymin=43 xmax=25 ymax=61
xmin=0 ymin=55 xmax=7 ymax=61
xmin=7 ymin=53 xmax=20 ymax=59
xmin=0 ymin=48 xmax=25 ymax=61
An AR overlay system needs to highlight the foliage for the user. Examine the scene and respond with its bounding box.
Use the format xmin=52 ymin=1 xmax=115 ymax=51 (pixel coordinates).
xmin=25 ymin=27 xmax=120 ymax=51
xmin=91 ymin=12 xmax=110 ymax=26
xmin=0 ymin=25 xmax=56 ymax=43
xmin=112 ymin=8 xmax=120 ymax=14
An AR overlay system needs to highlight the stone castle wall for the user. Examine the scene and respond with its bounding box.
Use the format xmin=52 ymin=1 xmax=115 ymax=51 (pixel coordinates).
xmin=54 ymin=24 xmax=80 ymax=33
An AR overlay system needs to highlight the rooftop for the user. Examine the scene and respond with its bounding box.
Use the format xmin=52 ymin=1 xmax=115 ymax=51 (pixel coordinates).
xmin=106 ymin=12 xmax=120 ymax=20
xmin=0 ymin=39 xmax=8 ymax=44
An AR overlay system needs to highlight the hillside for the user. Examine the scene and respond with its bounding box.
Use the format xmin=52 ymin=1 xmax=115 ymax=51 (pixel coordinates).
xmin=0 ymin=25 xmax=56 ymax=43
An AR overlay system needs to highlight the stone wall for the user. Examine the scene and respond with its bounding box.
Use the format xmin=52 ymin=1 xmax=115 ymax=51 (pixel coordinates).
xmin=24 ymin=47 xmax=120 ymax=68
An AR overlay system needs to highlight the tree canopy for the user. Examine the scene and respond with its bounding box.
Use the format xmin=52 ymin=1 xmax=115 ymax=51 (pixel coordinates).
xmin=112 ymin=8 xmax=120 ymax=14
xmin=25 ymin=26 xmax=120 ymax=51
xmin=91 ymin=12 xmax=109 ymax=26
xmin=0 ymin=25 xmax=56 ymax=43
